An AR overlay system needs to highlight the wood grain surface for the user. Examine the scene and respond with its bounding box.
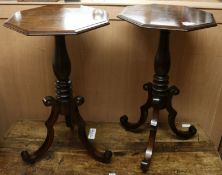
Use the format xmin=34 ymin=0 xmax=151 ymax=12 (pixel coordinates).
xmin=3 ymin=5 xmax=109 ymax=35
xmin=118 ymin=4 xmax=216 ymax=31
xmin=0 ymin=5 xmax=222 ymax=149
xmin=0 ymin=121 xmax=221 ymax=175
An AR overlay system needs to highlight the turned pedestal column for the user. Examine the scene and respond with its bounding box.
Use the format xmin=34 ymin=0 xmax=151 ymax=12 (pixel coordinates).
xmin=4 ymin=5 xmax=112 ymax=164
xmin=118 ymin=4 xmax=217 ymax=172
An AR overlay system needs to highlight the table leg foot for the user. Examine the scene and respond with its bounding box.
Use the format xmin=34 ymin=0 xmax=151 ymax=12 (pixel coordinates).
xmin=21 ymin=97 xmax=59 ymax=164
xmin=120 ymin=110 xmax=148 ymax=131
xmin=120 ymin=83 xmax=153 ymax=131
xmin=140 ymin=107 xmax=159 ymax=172
xmin=167 ymin=87 xmax=197 ymax=139
xmin=77 ymin=123 xmax=112 ymax=163
xmin=140 ymin=159 xmax=150 ymax=173
xmin=72 ymin=97 xmax=112 ymax=163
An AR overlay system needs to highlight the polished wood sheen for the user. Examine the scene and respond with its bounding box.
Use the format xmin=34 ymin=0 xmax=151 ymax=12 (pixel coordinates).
xmin=118 ymin=4 xmax=217 ymax=172
xmin=20 ymin=35 xmax=112 ymax=164
xmin=0 ymin=4 xmax=222 ymax=154
xmin=118 ymin=4 xmax=216 ymax=31
xmin=3 ymin=5 xmax=112 ymax=164
xmin=4 ymin=5 xmax=109 ymax=35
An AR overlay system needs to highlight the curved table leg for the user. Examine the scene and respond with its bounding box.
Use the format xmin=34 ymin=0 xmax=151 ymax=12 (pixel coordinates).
xmin=21 ymin=35 xmax=113 ymax=164
xmin=141 ymin=107 xmax=159 ymax=172
xmin=167 ymin=86 xmax=197 ymax=139
xmin=73 ymin=96 xmax=112 ymax=163
xmin=120 ymin=82 xmax=153 ymax=131
xmin=21 ymin=96 xmax=59 ymax=164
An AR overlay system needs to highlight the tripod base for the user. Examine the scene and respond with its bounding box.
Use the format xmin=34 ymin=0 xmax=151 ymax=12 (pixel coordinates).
xmin=21 ymin=96 xmax=112 ymax=164
xmin=120 ymin=82 xmax=197 ymax=172
xmin=120 ymin=30 xmax=197 ymax=172
xmin=21 ymin=35 xmax=112 ymax=164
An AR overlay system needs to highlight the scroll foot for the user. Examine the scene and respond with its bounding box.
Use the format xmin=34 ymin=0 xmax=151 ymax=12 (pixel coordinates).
xmin=141 ymin=159 xmax=150 ymax=173
xmin=120 ymin=109 xmax=148 ymax=131
xmin=78 ymin=118 xmax=112 ymax=163
xmin=120 ymin=83 xmax=152 ymax=131
xmin=167 ymin=88 xmax=196 ymax=139
xmin=21 ymin=98 xmax=59 ymax=164
xmin=70 ymin=97 xmax=112 ymax=163
xmin=168 ymin=110 xmax=197 ymax=139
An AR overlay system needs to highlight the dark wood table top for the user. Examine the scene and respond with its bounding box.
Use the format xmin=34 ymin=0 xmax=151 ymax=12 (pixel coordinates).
xmin=4 ymin=5 xmax=109 ymax=36
xmin=118 ymin=4 xmax=217 ymax=31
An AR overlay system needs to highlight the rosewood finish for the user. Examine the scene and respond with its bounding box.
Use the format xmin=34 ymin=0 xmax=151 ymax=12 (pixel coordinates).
xmin=4 ymin=5 xmax=109 ymax=35
xmin=118 ymin=4 xmax=217 ymax=172
xmin=4 ymin=5 xmax=112 ymax=164
xmin=118 ymin=4 xmax=216 ymax=31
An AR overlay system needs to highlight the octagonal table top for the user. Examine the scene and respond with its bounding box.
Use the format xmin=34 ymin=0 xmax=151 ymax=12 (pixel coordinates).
xmin=118 ymin=4 xmax=216 ymax=31
xmin=3 ymin=5 xmax=109 ymax=36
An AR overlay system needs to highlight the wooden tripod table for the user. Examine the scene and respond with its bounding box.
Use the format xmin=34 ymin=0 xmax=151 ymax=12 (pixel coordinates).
xmin=118 ymin=4 xmax=217 ymax=172
xmin=4 ymin=5 xmax=112 ymax=164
